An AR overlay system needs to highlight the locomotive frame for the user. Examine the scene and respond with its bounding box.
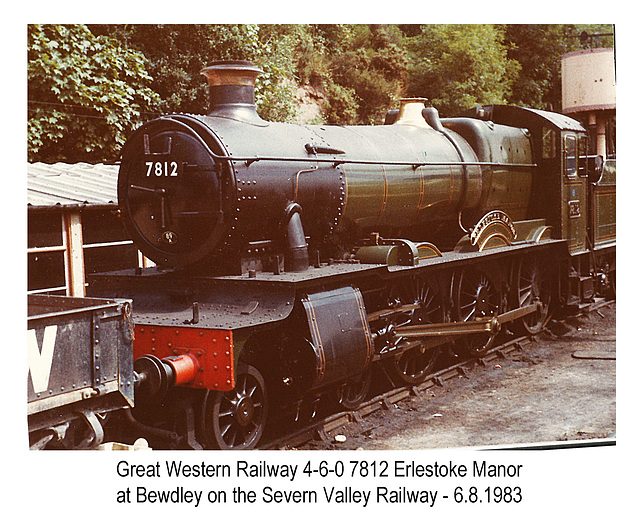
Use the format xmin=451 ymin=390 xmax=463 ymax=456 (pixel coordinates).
xmin=30 ymin=60 xmax=615 ymax=450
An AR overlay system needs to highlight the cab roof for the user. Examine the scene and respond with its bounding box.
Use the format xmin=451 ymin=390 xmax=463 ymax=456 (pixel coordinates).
xmin=461 ymin=105 xmax=587 ymax=133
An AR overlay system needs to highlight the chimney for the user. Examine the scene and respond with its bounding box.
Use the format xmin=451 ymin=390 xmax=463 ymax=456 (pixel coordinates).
xmin=200 ymin=60 xmax=266 ymax=126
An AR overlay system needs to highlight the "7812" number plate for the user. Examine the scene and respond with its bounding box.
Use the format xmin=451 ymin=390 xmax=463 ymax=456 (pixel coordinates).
xmin=146 ymin=160 xmax=179 ymax=177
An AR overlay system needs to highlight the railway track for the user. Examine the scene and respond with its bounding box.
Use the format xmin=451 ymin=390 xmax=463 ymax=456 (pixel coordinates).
xmin=260 ymin=298 xmax=615 ymax=450
xmin=260 ymin=334 xmax=534 ymax=450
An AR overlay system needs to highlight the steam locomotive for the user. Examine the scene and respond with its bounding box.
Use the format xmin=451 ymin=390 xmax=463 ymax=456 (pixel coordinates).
xmin=79 ymin=60 xmax=615 ymax=449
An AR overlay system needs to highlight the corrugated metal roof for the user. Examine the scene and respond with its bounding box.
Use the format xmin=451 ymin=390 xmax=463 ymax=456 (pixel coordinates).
xmin=28 ymin=162 xmax=120 ymax=209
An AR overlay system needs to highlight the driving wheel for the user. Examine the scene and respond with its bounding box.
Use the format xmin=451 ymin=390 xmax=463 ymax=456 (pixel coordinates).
xmin=513 ymin=257 xmax=551 ymax=335
xmin=385 ymin=276 xmax=445 ymax=385
xmin=452 ymin=267 xmax=503 ymax=357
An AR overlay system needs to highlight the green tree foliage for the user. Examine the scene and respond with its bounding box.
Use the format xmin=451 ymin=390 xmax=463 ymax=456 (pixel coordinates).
xmin=28 ymin=23 xmax=615 ymax=162
xmin=283 ymin=24 xmax=358 ymax=123
xmin=28 ymin=24 xmax=300 ymax=162
xmin=503 ymin=24 xmax=574 ymax=110
xmin=290 ymin=24 xmax=408 ymax=124
xmin=330 ymin=25 xmax=409 ymax=124
xmin=93 ymin=24 xmax=299 ymax=122
xmin=404 ymin=25 xmax=520 ymax=117
xmin=28 ymin=24 xmax=159 ymax=162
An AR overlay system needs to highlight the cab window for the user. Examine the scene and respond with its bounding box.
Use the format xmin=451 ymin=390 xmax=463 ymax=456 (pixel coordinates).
xmin=564 ymin=135 xmax=577 ymax=176
xmin=578 ymin=136 xmax=588 ymax=176
xmin=542 ymin=127 xmax=556 ymax=159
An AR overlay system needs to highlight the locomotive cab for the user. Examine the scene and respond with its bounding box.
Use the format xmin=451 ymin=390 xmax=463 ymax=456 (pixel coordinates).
xmin=465 ymin=104 xmax=615 ymax=303
xmin=462 ymin=105 xmax=591 ymax=254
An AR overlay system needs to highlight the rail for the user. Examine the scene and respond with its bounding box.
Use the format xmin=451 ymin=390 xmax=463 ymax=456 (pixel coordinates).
xmin=259 ymin=335 xmax=535 ymax=450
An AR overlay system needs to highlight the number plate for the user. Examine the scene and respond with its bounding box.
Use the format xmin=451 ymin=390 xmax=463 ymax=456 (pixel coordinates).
xmin=145 ymin=160 xmax=180 ymax=177
xmin=568 ymin=200 xmax=581 ymax=218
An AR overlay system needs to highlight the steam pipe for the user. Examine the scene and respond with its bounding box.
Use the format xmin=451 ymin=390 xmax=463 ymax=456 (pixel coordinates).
xmin=284 ymin=203 xmax=309 ymax=272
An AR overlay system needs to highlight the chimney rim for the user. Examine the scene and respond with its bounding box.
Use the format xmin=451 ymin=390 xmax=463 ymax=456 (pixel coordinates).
xmin=200 ymin=60 xmax=263 ymax=87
